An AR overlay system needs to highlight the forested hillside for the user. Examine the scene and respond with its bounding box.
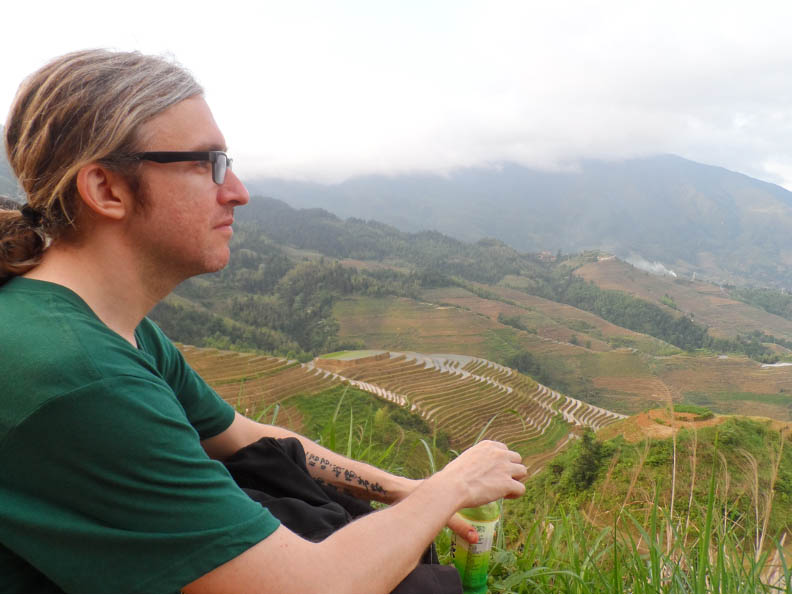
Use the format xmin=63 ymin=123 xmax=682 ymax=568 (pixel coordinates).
xmin=147 ymin=196 xmax=791 ymax=422
xmin=154 ymin=196 xmax=790 ymax=364
xmin=247 ymin=155 xmax=792 ymax=288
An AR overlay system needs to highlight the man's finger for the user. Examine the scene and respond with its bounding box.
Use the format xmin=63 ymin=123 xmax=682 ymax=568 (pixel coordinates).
xmin=447 ymin=512 xmax=479 ymax=544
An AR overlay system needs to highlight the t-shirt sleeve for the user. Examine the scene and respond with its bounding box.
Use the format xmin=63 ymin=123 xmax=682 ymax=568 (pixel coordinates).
xmin=136 ymin=318 xmax=235 ymax=440
xmin=0 ymin=376 xmax=280 ymax=594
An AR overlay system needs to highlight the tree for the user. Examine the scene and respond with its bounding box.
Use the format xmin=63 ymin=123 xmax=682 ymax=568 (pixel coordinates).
xmin=569 ymin=428 xmax=603 ymax=490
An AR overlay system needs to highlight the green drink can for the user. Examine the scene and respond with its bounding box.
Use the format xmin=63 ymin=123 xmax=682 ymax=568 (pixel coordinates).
xmin=452 ymin=501 xmax=500 ymax=594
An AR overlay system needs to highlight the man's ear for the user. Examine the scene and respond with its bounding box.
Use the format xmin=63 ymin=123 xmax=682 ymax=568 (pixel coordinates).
xmin=75 ymin=163 xmax=133 ymax=221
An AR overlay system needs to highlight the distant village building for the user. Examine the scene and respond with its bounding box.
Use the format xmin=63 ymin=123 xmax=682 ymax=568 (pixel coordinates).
xmin=538 ymin=251 xmax=555 ymax=262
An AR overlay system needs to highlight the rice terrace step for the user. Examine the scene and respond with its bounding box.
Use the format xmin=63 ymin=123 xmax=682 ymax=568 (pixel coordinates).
xmin=179 ymin=344 xmax=626 ymax=458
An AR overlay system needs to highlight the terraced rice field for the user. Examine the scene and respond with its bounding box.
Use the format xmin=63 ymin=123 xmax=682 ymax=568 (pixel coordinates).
xmin=178 ymin=344 xmax=342 ymax=425
xmin=306 ymin=351 xmax=626 ymax=453
xmin=178 ymin=344 xmax=626 ymax=458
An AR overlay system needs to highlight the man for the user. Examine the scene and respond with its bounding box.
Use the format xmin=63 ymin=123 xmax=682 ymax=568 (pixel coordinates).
xmin=0 ymin=49 xmax=527 ymax=593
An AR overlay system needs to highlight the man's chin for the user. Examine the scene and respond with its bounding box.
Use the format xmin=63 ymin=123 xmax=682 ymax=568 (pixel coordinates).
xmin=206 ymin=250 xmax=231 ymax=273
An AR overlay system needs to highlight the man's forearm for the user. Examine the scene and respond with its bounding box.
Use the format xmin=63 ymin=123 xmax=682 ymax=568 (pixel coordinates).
xmin=257 ymin=423 xmax=418 ymax=503
xmin=185 ymin=440 xmax=528 ymax=593
xmin=202 ymin=413 xmax=417 ymax=503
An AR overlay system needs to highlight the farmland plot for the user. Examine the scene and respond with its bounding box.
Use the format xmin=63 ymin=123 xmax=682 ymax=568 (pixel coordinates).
xmin=179 ymin=344 xmax=342 ymax=423
xmin=179 ymin=344 xmax=625 ymax=457
xmin=305 ymin=351 xmax=626 ymax=454
xmin=575 ymin=258 xmax=792 ymax=341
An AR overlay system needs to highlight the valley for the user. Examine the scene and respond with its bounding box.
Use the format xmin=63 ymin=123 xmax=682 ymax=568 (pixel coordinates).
xmin=332 ymin=289 xmax=791 ymax=420
xmin=152 ymin=194 xmax=790 ymax=592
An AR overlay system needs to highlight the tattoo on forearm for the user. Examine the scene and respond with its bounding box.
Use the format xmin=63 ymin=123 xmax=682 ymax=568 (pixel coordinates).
xmin=306 ymin=452 xmax=388 ymax=497
xmin=305 ymin=454 xmax=331 ymax=470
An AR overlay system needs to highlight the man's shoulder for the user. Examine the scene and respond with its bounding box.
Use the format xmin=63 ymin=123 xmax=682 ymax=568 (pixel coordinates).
xmin=2 ymin=277 xmax=135 ymax=367
xmin=0 ymin=278 xmax=175 ymax=435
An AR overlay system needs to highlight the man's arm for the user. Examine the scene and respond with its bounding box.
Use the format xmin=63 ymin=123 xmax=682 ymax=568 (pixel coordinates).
xmin=203 ymin=410 xmax=483 ymax=541
xmin=184 ymin=440 xmax=527 ymax=593
xmin=201 ymin=411 xmax=418 ymax=503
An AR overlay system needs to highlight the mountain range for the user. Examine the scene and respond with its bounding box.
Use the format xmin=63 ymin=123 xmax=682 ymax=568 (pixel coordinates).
xmin=1 ymin=147 xmax=789 ymax=289
xmin=247 ymin=155 xmax=791 ymax=289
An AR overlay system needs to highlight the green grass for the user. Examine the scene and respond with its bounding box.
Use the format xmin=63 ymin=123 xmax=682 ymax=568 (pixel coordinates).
xmin=673 ymin=403 xmax=715 ymax=420
xmin=673 ymin=403 xmax=712 ymax=416
xmin=483 ymin=327 xmax=529 ymax=362
xmin=685 ymin=391 xmax=793 ymax=418
xmin=495 ymin=419 xmax=791 ymax=593
xmin=287 ymin=384 xmax=451 ymax=479
xmin=510 ymin=415 xmax=569 ymax=455
xmin=285 ymin=386 xmax=792 ymax=594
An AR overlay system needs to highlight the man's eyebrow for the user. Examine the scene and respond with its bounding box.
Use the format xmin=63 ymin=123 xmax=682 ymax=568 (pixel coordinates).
xmin=191 ymin=143 xmax=227 ymax=152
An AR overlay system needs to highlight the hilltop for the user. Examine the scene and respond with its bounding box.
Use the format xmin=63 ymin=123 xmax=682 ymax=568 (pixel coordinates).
xmin=597 ymin=405 xmax=789 ymax=444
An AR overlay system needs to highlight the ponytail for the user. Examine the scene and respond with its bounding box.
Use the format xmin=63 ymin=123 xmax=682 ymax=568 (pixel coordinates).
xmin=0 ymin=201 xmax=46 ymax=284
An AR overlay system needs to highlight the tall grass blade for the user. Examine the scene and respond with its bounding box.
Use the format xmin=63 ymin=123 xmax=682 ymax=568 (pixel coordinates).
xmin=254 ymin=403 xmax=273 ymax=423
xmin=696 ymin=430 xmax=719 ymax=593
xmin=374 ymin=438 xmax=399 ymax=468
xmin=758 ymin=433 xmax=785 ymax=562
xmin=649 ymin=484 xmax=661 ymax=592
xmin=473 ymin=413 xmax=500 ymax=445
xmin=612 ymin=512 xmax=620 ymax=594
xmin=326 ymin=387 xmax=347 ymax=452
xmin=345 ymin=407 xmax=354 ymax=458
xmin=773 ymin=534 xmax=791 ymax=593
xmin=418 ymin=438 xmax=436 ymax=474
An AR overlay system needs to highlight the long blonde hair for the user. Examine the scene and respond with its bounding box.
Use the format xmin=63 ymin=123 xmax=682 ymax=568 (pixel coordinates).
xmin=1 ymin=49 xmax=203 ymax=282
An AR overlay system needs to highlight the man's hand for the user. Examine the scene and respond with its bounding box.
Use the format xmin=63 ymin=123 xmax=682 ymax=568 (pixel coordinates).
xmin=391 ymin=441 xmax=527 ymax=543
xmin=438 ymin=440 xmax=527 ymax=508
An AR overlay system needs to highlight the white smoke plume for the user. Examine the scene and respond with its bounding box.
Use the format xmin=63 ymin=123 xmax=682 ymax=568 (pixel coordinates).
xmin=626 ymin=255 xmax=678 ymax=278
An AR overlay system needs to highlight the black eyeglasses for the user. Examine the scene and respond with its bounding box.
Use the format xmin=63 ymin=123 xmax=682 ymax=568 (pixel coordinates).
xmin=132 ymin=151 xmax=233 ymax=185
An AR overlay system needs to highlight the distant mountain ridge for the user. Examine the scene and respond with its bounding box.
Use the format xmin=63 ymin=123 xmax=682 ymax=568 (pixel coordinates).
xmin=247 ymin=155 xmax=792 ymax=289
xmin=2 ymin=146 xmax=789 ymax=288
xmin=0 ymin=129 xmax=19 ymax=200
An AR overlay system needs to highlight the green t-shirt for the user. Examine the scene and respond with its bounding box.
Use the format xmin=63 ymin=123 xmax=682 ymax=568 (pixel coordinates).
xmin=0 ymin=278 xmax=280 ymax=593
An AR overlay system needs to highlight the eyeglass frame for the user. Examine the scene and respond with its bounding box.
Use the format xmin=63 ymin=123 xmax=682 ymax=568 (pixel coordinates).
xmin=131 ymin=151 xmax=233 ymax=185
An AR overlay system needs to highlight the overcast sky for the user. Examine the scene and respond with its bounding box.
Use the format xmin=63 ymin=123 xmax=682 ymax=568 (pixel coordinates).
xmin=1 ymin=0 xmax=791 ymax=188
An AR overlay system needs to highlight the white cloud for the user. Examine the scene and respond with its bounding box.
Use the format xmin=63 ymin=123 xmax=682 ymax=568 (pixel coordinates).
xmin=1 ymin=0 xmax=790 ymax=188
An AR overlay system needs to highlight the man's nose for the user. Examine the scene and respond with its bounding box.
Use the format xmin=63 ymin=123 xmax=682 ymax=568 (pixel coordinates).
xmin=219 ymin=169 xmax=250 ymax=206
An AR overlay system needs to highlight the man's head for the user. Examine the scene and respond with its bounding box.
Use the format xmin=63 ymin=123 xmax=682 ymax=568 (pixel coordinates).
xmin=1 ymin=49 xmax=204 ymax=281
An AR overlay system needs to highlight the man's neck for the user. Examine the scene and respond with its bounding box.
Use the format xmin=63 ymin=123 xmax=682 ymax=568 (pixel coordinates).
xmin=24 ymin=235 xmax=177 ymax=347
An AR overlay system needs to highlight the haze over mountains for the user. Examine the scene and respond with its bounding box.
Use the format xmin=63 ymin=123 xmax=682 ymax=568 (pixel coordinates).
xmin=248 ymin=155 xmax=792 ymax=289
xmin=1 ymin=147 xmax=790 ymax=289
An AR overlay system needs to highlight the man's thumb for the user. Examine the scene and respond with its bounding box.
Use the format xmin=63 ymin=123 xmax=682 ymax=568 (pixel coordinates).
xmin=448 ymin=512 xmax=479 ymax=544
